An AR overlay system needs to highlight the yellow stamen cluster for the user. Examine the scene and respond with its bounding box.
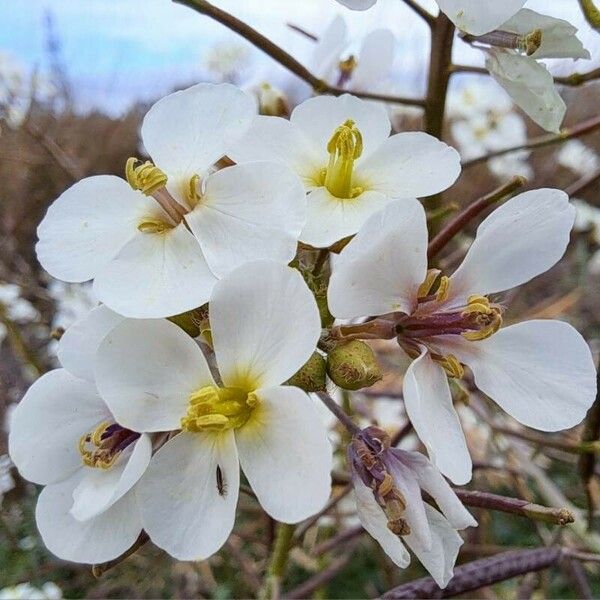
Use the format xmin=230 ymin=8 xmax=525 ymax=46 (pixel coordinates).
xmin=181 ymin=385 xmax=259 ymax=432
xmin=435 ymin=276 xmax=450 ymax=302
xmin=78 ymin=421 xmax=118 ymax=469
xmin=137 ymin=217 xmax=171 ymax=234
xmin=126 ymin=157 xmax=168 ymax=196
xmin=323 ymin=119 xmax=364 ymax=199
xmin=417 ymin=269 xmax=441 ymax=298
xmin=185 ymin=174 xmax=202 ymax=208
xmin=462 ymin=295 xmax=503 ymax=341
xmin=435 ymin=354 xmax=465 ymax=379
xmin=338 ymin=55 xmax=358 ymax=75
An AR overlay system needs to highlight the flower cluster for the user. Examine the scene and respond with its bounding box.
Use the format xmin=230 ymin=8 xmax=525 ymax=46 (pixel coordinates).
xmin=9 ymin=81 xmax=597 ymax=588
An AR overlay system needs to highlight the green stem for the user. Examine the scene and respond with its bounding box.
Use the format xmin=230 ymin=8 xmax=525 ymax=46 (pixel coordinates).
xmin=260 ymin=522 xmax=296 ymax=600
xmin=579 ymin=0 xmax=600 ymax=31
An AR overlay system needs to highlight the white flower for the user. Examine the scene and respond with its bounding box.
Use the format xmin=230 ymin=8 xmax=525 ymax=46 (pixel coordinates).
xmin=335 ymin=0 xmax=527 ymax=36
xmin=0 ymin=582 xmax=62 ymax=600
xmin=349 ymin=427 xmax=476 ymax=588
xmin=0 ymin=283 xmax=39 ymax=323
xmin=488 ymin=153 xmax=533 ymax=180
xmin=36 ymin=83 xmax=306 ymax=318
xmin=231 ymin=94 xmax=460 ymax=247
xmin=95 ymin=261 xmax=332 ymax=560
xmin=573 ymin=199 xmax=600 ymax=238
xmin=8 ymin=304 xmax=149 ymax=564
xmin=482 ymin=10 xmax=589 ymax=133
xmin=328 ymin=193 xmax=597 ymax=484
xmin=446 ymin=82 xmax=513 ymax=120
xmin=556 ymin=140 xmax=600 ymax=178
xmin=47 ymin=281 xmax=98 ymax=331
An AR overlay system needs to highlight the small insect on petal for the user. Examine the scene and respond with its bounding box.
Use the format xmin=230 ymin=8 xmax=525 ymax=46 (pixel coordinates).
xmin=216 ymin=464 xmax=227 ymax=497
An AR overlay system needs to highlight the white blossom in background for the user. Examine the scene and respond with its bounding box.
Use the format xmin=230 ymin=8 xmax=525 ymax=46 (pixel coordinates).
xmin=0 ymin=454 xmax=15 ymax=507
xmin=328 ymin=194 xmax=597 ymax=484
xmin=36 ymin=83 xmax=306 ymax=318
xmin=484 ymin=10 xmax=589 ymax=133
xmin=348 ymin=427 xmax=476 ymax=588
xmin=446 ymin=82 xmax=513 ymax=120
xmin=47 ymin=281 xmax=97 ymax=331
xmin=556 ymin=140 xmax=600 ymax=177
xmin=8 ymin=304 xmax=152 ymax=564
xmin=231 ymin=93 xmax=460 ymax=247
xmin=0 ymin=582 xmax=62 ymax=600
xmin=0 ymin=283 xmax=39 ymax=343
xmin=204 ymin=41 xmax=251 ymax=84
xmin=95 ymin=261 xmax=332 ymax=560
xmin=572 ymin=199 xmax=600 ymax=276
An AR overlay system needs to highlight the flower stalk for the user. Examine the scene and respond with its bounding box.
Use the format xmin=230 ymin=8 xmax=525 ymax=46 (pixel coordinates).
xmin=259 ymin=522 xmax=296 ymax=600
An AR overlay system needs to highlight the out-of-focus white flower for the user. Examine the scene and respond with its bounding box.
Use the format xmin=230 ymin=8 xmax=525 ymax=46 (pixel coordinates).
xmin=231 ymin=93 xmax=460 ymax=247
xmin=0 ymin=582 xmax=63 ymax=600
xmin=556 ymin=140 xmax=600 ymax=178
xmin=0 ymin=454 xmax=15 ymax=506
xmin=446 ymin=82 xmax=513 ymax=120
xmin=488 ymin=153 xmax=533 ymax=180
xmin=47 ymin=281 xmax=97 ymax=331
xmin=573 ymin=199 xmax=600 ymax=239
xmin=335 ymin=0 xmax=527 ymax=36
xmin=0 ymin=284 xmax=39 ymax=340
xmin=95 ymin=261 xmax=332 ymax=561
xmin=36 ymin=83 xmax=306 ymax=318
xmin=204 ymin=41 xmax=251 ymax=84
xmin=348 ymin=427 xmax=476 ymax=588
xmin=9 ymin=305 xmax=149 ymax=564
xmin=328 ymin=194 xmax=596 ymax=484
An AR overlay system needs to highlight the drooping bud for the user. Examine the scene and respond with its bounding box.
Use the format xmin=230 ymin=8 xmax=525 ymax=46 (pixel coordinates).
xmin=327 ymin=340 xmax=382 ymax=391
xmin=286 ymin=351 xmax=327 ymax=392
xmin=256 ymin=82 xmax=289 ymax=117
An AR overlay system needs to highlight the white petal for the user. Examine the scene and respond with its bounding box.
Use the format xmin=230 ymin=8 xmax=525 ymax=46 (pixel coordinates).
xmin=211 ymin=261 xmax=321 ymax=389
xmin=9 ymin=369 xmax=108 ymax=485
xmin=449 ymin=189 xmax=575 ymax=302
xmin=501 ymin=9 xmax=590 ymax=61
xmin=328 ymin=200 xmax=427 ymax=318
xmin=96 ymin=319 xmax=214 ymax=432
xmin=138 ymin=431 xmax=239 ymax=561
xmin=36 ymin=176 xmax=155 ymax=283
xmin=310 ymin=16 xmax=348 ymax=80
xmin=141 ymin=83 xmax=256 ymax=200
xmin=290 ymin=94 xmax=390 ymax=160
xmin=485 ymin=50 xmax=566 ymax=133
xmin=351 ymin=29 xmax=396 ymax=91
xmin=436 ymin=0 xmax=527 ymax=35
xmin=336 ymin=0 xmax=377 ymax=9
xmin=400 ymin=451 xmax=477 ymax=529
xmin=353 ymin=477 xmax=411 ymax=569
xmin=404 ymin=504 xmax=464 ymax=589
xmin=93 ymin=223 xmax=217 ymax=318
xmin=36 ymin=472 xmax=142 ymax=564
xmin=300 ymin=187 xmax=395 ymax=248
xmin=437 ymin=321 xmax=597 ymax=431
xmin=57 ymin=304 xmax=124 ymax=382
xmin=235 ymin=385 xmax=332 ymax=522
xmin=357 ymin=133 xmax=461 ymax=199
xmin=228 ymin=116 xmax=323 ymax=185
xmin=185 ymin=162 xmax=306 ymax=278
xmin=71 ymin=434 xmax=152 ymax=521
xmin=403 ymin=352 xmax=472 ymax=485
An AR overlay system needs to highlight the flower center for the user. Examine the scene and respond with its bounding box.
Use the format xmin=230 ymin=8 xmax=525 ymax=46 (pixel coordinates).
xmin=396 ymin=270 xmax=504 ymax=378
xmin=181 ymin=385 xmax=260 ymax=432
xmin=320 ymin=119 xmax=364 ymax=199
xmin=78 ymin=421 xmax=140 ymax=469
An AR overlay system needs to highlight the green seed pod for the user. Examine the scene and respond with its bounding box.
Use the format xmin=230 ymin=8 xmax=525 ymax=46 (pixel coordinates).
xmin=286 ymin=351 xmax=327 ymax=392
xmin=327 ymin=340 xmax=382 ymax=391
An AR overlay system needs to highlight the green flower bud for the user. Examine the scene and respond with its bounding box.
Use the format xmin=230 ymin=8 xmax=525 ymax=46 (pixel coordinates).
xmin=286 ymin=351 xmax=327 ymax=392
xmin=327 ymin=340 xmax=382 ymax=391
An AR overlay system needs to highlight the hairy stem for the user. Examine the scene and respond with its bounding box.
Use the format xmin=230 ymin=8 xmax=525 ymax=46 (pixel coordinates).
xmin=259 ymin=522 xmax=296 ymax=600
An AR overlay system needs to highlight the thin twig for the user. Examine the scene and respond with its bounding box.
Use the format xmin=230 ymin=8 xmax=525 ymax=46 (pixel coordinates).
xmin=400 ymin=0 xmax=435 ymax=25
xmin=174 ymin=0 xmax=425 ymax=107
xmin=578 ymin=0 xmax=600 ymax=32
xmin=294 ymin=484 xmax=352 ymax=540
xmin=286 ymin=22 xmax=317 ymax=41
xmin=427 ymin=176 xmax=526 ymax=259
xmin=317 ymin=392 xmax=361 ymax=435
xmin=462 ymin=115 xmax=600 ymax=169
xmin=454 ymin=489 xmax=575 ymax=526
xmin=92 ymin=532 xmax=150 ymax=577
xmin=314 ymin=524 xmax=364 ymax=556
xmin=565 ymin=168 xmax=600 ymax=197
xmin=450 ymin=64 xmax=600 ymax=86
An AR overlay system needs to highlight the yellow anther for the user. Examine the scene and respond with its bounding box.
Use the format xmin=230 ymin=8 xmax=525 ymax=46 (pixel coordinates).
xmin=435 ymin=276 xmax=450 ymax=302
xmin=323 ymin=119 xmax=364 ymax=199
xmin=463 ymin=312 xmax=503 ymax=341
xmin=436 ymin=354 xmax=464 ymax=379
xmin=339 ymin=55 xmax=358 ymax=74
xmin=418 ymin=269 xmax=442 ymax=298
xmin=181 ymin=385 xmax=258 ymax=433
xmin=126 ymin=157 xmax=168 ymax=196
xmin=521 ymin=28 xmax=543 ymax=56
xmin=78 ymin=422 xmax=120 ymax=470
xmin=462 ymin=294 xmax=492 ymax=316
xmin=378 ymin=472 xmax=395 ymax=497
xmin=137 ymin=217 xmax=172 ymax=234
xmin=186 ymin=174 xmax=202 ymax=208
xmin=91 ymin=421 xmax=110 ymax=446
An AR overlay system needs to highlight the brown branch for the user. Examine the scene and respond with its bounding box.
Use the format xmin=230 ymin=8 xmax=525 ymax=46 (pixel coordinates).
xmin=462 ymin=115 xmax=600 ymax=169
xmin=286 ymin=22 xmax=317 ymax=41
xmin=401 ymin=0 xmax=435 ymax=25
xmin=174 ymin=0 xmax=425 ymax=107
xmin=316 ymin=392 xmax=361 ymax=435
xmin=454 ymin=490 xmax=575 ymax=526
xmin=427 ymin=176 xmax=526 ymax=259
xmin=92 ymin=531 xmax=150 ymax=577
xmin=450 ymin=64 xmax=600 ymax=87
xmin=382 ymin=547 xmax=563 ymax=598
xmin=565 ymin=168 xmax=600 ymax=197
xmin=314 ymin=524 xmax=364 ymax=556
xmin=294 ymin=484 xmax=352 ymax=540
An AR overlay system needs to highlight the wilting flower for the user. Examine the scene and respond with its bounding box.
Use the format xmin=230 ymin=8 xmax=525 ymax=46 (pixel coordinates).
xmin=231 ymin=94 xmax=460 ymax=247
xmin=95 ymin=261 xmax=332 ymax=560
xmin=8 ymin=305 xmax=149 ymax=563
xmin=348 ymin=427 xmax=476 ymax=588
xmin=481 ymin=9 xmax=589 ymax=133
xmin=335 ymin=0 xmax=527 ymax=36
xmin=36 ymin=83 xmax=306 ymax=318
xmin=328 ymin=193 xmax=597 ymax=484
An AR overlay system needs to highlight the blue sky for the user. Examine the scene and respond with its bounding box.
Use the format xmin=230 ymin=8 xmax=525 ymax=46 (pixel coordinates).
xmin=2 ymin=0 xmax=597 ymax=115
